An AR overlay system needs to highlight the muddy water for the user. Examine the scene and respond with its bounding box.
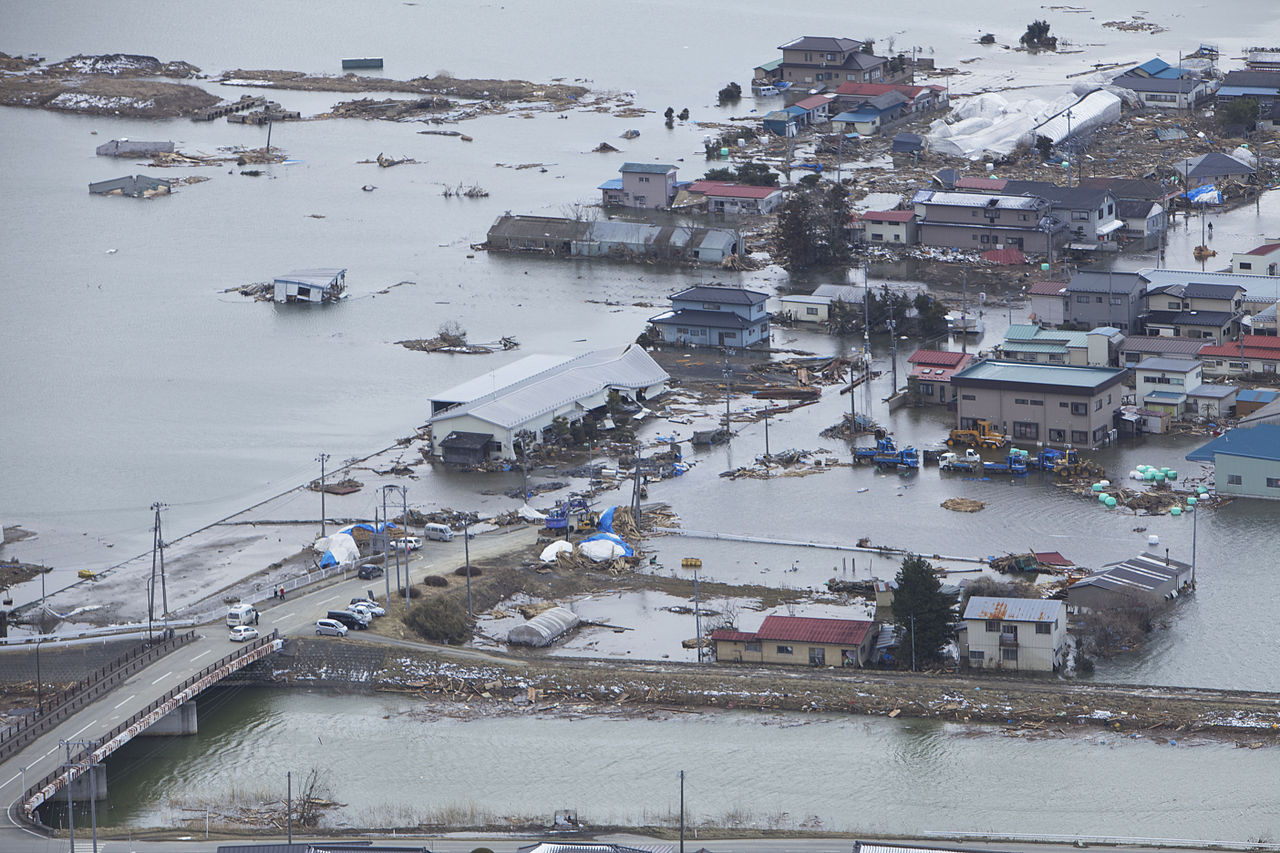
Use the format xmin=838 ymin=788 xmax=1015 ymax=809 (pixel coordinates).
xmin=82 ymin=688 xmax=1279 ymax=841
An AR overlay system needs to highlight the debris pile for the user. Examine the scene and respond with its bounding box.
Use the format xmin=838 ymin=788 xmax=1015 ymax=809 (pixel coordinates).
xmin=307 ymin=478 xmax=362 ymax=495
xmin=941 ymin=497 xmax=986 ymax=513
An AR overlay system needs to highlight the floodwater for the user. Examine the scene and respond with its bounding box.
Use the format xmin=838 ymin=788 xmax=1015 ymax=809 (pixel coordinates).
xmin=7 ymin=1 xmax=1280 ymax=837
xmin=77 ymin=688 xmax=1280 ymax=842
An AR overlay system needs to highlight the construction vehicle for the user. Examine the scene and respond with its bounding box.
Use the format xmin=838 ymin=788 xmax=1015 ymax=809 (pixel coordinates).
xmin=939 ymin=448 xmax=983 ymax=472
xmin=1025 ymin=447 xmax=1079 ymax=473
xmin=853 ymin=435 xmax=897 ymax=463
xmin=981 ymin=451 xmax=1028 ymax=475
xmin=544 ymin=494 xmax=593 ymax=533
xmin=946 ymin=419 xmax=1008 ymax=449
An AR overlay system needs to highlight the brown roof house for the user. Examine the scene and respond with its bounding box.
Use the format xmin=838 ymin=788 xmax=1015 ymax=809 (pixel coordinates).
xmin=711 ymin=614 xmax=877 ymax=667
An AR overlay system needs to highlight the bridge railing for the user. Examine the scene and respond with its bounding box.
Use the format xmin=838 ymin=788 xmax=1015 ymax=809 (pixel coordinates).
xmin=17 ymin=628 xmax=282 ymax=829
xmin=0 ymin=630 xmax=196 ymax=764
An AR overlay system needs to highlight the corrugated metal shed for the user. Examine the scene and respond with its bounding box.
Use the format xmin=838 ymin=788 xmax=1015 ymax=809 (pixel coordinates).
xmin=507 ymin=607 xmax=581 ymax=646
xmin=754 ymin=615 xmax=874 ymax=645
xmin=95 ymin=139 xmax=174 ymax=156
xmin=1187 ymin=422 xmax=1280 ymax=462
xmin=962 ymin=596 xmax=1064 ymax=623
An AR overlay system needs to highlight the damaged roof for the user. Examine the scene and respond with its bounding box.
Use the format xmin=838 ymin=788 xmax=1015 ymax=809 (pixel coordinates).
xmin=962 ymin=596 xmax=1064 ymax=623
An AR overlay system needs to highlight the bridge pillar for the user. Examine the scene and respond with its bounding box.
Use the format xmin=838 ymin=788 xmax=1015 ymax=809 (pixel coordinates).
xmin=138 ymin=700 xmax=198 ymax=736
xmin=69 ymin=766 xmax=108 ymax=801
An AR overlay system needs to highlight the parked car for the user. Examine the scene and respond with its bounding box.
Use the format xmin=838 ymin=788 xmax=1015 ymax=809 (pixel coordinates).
xmin=391 ymin=536 xmax=422 ymax=552
xmin=423 ymin=523 xmax=454 ymax=542
xmin=315 ymin=619 xmax=348 ymax=637
xmin=226 ymin=603 xmax=259 ymax=627
xmin=357 ymin=564 xmax=384 ymax=580
xmin=229 ymin=625 xmax=260 ymax=642
xmin=349 ymin=598 xmax=385 ymax=617
xmin=327 ymin=609 xmax=370 ymax=630
xmin=349 ymin=602 xmax=378 ymax=620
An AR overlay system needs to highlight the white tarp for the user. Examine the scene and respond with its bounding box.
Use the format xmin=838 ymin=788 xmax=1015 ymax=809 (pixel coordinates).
xmin=540 ymin=540 xmax=574 ymax=562
xmin=1232 ymin=146 xmax=1259 ymax=168
xmin=926 ymin=89 xmax=1121 ymax=160
xmin=518 ymin=504 xmax=547 ymax=522
xmin=313 ymin=532 xmax=359 ymax=564
xmin=579 ymin=536 xmax=629 ymax=562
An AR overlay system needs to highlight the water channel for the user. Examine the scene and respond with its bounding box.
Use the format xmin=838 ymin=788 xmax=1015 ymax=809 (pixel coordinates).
xmin=68 ymin=687 xmax=1279 ymax=842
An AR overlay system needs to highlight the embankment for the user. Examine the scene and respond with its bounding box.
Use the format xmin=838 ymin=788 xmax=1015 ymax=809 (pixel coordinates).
xmin=227 ymin=637 xmax=1280 ymax=740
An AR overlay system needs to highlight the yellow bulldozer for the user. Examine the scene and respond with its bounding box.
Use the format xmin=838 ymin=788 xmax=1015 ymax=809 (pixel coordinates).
xmin=946 ymin=419 xmax=1009 ymax=449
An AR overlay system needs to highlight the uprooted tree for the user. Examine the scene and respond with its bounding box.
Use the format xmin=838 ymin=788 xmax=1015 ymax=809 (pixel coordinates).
xmin=1020 ymin=19 xmax=1056 ymax=50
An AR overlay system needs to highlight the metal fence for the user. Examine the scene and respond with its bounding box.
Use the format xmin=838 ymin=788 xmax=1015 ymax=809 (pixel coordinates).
xmin=17 ymin=629 xmax=282 ymax=829
xmin=0 ymin=631 xmax=195 ymax=764
xmin=172 ymin=558 xmax=360 ymax=626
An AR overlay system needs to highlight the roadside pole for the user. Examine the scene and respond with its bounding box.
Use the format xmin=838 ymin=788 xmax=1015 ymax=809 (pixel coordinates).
xmin=464 ymin=518 xmax=472 ymax=619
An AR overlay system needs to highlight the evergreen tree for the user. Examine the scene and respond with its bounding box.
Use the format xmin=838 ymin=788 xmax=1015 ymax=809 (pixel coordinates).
xmin=891 ymin=554 xmax=955 ymax=669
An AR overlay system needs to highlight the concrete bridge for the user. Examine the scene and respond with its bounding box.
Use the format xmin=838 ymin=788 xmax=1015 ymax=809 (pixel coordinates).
xmin=1 ymin=628 xmax=283 ymax=839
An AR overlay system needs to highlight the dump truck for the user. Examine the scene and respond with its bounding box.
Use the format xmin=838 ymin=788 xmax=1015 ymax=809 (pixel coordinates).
xmin=853 ymin=436 xmax=897 ymax=463
xmin=946 ymin=419 xmax=1008 ymax=449
xmin=874 ymin=445 xmax=919 ymax=470
xmin=982 ymin=452 xmax=1028 ymax=475
xmin=1025 ymin=447 xmax=1078 ymax=472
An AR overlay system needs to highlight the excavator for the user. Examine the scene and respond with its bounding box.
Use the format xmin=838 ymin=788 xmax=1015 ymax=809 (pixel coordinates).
xmin=946 ymin=419 xmax=1008 ymax=449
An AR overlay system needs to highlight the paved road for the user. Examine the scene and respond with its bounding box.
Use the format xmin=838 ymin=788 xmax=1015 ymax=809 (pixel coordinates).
xmin=0 ymin=527 xmax=538 ymax=851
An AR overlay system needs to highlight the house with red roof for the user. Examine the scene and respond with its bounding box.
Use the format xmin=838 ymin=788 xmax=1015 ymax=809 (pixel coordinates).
xmin=1231 ymin=241 xmax=1280 ymax=276
xmin=710 ymin=614 xmax=878 ymax=667
xmin=792 ymin=93 xmax=833 ymax=124
xmin=853 ymin=209 xmax=918 ymax=245
xmin=680 ymin=180 xmax=786 ymax=215
xmin=1198 ymin=335 xmax=1280 ymax=378
xmin=907 ymin=349 xmax=973 ymax=405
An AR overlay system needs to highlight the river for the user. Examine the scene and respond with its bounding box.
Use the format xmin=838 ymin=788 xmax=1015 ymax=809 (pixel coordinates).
xmin=60 ymin=687 xmax=1277 ymax=842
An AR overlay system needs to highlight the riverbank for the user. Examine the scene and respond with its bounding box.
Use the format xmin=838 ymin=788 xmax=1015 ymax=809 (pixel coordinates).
xmin=229 ymin=636 xmax=1280 ymax=741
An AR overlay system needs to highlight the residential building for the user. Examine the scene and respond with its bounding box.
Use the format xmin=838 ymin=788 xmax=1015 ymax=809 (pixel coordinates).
xmin=428 ymin=345 xmax=669 ymax=463
xmin=710 ymin=614 xmax=878 ymax=667
xmin=791 ymin=93 xmax=833 ymax=124
xmin=951 ymin=361 xmax=1129 ymax=448
xmin=95 ymin=139 xmax=174 ymax=157
xmin=1133 ymin=356 xmax=1203 ymax=416
xmin=648 ymin=285 xmax=771 ymax=348
xmin=1186 ymin=422 xmax=1280 ymax=500
xmin=1112 ymin=66 xmax=1216 ymax=110
xmin=1062 ymin=269 xmax=1145 ymax=332
xmin=1118 ymin=335 xmax=1203 ymax=366
xmin=960 ymin=597 xmax=1066 ymax=673
xmin=774 ymin=36 xmax=891 ymax=89
xmin=1068 ymin=552 xmax=1194 ymax=613
xmin=1197 ymin=335 xmax=1280 ymax=377
xmin=1171 ymin=152 xmax=1255 ymax=190
xmin=1079 ymin=177 xmax=1175 ymax=250
xmin=485 ymin=216 xmax=740 ymax=264
xmin=834 ymin=82 xmax=946 ymax=114
xmin=1231 ymin=241 xmax=1280 ymax=275
xmin=1186 ymin=383 xmax=1237 ymax=419
xmin=1216 ymin=70 xmax=1280 ymax=110
xmin=1241 ymin=395 xmax=1280 ymax=426
xmin=272 ymin=268 xmax=347 ymax=304
xmin=1141 ymin=281 xmax=1244 ymax=343
xmin=912 ymin=190 xmax=1059 ymax=253
xmin=778 ymin=284 xmax=863 ymax=323
xmin=830 ymin=91 xmax=908 ymax=135
xmin=1000 ymin=181 xmax=1121 ymax=245
xmin=1236 ymin=387 xmax=1280 ymax=417
xmin=609 ymin=162 xmax=678 ymax=209
xmin=1027 ymin=280 xmax=1067 ymax=327
xmin=761 ymin=108 xmax=799 ymax=137
xmin=1245 ymin=301 xmax=1278 ymax=335
xmin=853 ymin=209 xmax=917 ymax=245
xmin=908 ymin=349 xmax=973 ymax=405
xmin=678 ymin=181 xmax=785 ymax=216
xmin=88 ymin=174 xmax=171 ymax=198
xmin=1138 ymin=267 xmax=1280 ymax=301
xmin=998 ymin=324 xmax=1090 ymax=365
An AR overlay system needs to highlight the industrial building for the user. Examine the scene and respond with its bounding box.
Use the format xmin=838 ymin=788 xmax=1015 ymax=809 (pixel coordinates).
xmin=429 ymin=345 xmax=669 ymax=464
xmin=1068 ymin=552 xmax=1194 ymax=613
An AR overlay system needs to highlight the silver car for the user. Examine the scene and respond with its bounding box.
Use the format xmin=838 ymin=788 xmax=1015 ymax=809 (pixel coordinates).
xmin=315 ymin=618 xmax=348 ymax=637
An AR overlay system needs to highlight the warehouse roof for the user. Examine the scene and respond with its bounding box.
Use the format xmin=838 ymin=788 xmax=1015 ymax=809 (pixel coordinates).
xmin=1073 ymin=552 xmax=1191 ymax=594
xmin=952 ymin=360 xmax=1127 ymax=390
xmin=1187 ymin=422 xmax=1280 ymax=462
xmin=430 ymin=345 xmax=668 ymax=431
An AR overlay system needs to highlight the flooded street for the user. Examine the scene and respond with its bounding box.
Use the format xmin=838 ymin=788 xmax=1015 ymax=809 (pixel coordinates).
xmin=6 ymin=0 xmax=1280 ymax=839
xmin=83 ymin=688 xmax=1280 ymax=842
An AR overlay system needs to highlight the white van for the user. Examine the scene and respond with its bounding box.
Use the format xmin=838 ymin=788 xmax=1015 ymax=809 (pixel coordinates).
xmin=226 ymin=604 xmax=259 ymax=627
xmin=423 ymin=523 xmax=454 ymax=542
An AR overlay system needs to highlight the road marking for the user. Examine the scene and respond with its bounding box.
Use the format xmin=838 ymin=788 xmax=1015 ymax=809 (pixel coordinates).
xmin=112 ymin=693 xmax=137 ymax=710
xmin=2 ymin=771 xmax=20 ymax=788
xmin=320 ymin=595 xmax=340 ymax=605
xmin=277 ymin=611 xmax=296 ymax=620
xmin=69 ymin=720 xmax=97 ymax=738
xmin=190 ymin=649 xmax=213 ymax=662
xmin=42 ymin=747 xmax=58 ymax=759
xmin=151 ymin=671 xmax=174 ymax=685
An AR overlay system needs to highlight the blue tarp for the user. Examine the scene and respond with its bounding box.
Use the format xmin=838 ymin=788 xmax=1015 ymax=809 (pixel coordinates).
xmin=580 ymin=531 xmax=634 ymax=557
xmin=1186 ymin=185 xmax=1221 ymax=205
xmin=597 ymin=505 xmax=619 ymax=534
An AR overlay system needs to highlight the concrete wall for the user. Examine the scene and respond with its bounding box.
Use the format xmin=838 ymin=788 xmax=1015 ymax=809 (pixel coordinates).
xmin=1214 ymin=452 xmax=1280 ymax=500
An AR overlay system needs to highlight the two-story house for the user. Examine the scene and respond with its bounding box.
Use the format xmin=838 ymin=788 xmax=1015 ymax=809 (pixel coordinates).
xmin=775 ymin=36 xmax=891 ymax=89
xmin=1198 ymin=334 xmax=1280 ymax=378
xmin=1133 ymin=356 xmax=1204 ymax=416
xmin=998 ymin=324 xmax=1117 ymax=367
xmin=679 ymin=181 xmax=785 ymax=216
xmin=1231 ymin=241 xmax=1280 ymax=276
xmin=1078 ymin=177 xmax=1174 ymax=250
xmin=1001 ymin=181 xmax=1122 ymax=245
xmin=912 ymin=190 xmax=1060 ymax=253
xmin=1111 ymin=58 xmax=1217 ymax=111
xmin=601 ymin=162 xmax=678 ymax=209
xmin=951 ymin=360 xmax=1129 ymax=448
xmin=960 ymin=596 xmax=1067 ymax=673
xmin=1141 ymin=282 xmax=1244 ymax=343
xmin=1062 ymin=269 xmax=1146 ymax=332
xmin=647 ymin=285 xmax=771 ymax=348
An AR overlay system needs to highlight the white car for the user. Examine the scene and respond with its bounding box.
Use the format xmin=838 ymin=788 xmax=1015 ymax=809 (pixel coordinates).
xmin=229 ymin=625 xmax=260 ymax=642
xmin=349 ymin=602 xmax=379 ymax=620
xmin=349 ymin=598 xmax=385 ymax=617
xmin=315 ymin=619 xmax=348 ymax=637
xmin=391 ymin=536 xmax=422 ymax=552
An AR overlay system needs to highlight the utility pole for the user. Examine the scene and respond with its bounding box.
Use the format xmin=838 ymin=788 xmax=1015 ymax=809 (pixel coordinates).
xmin=463 ymin=518 xmax=472 ymax=619
xmin=64 ymin=741 xmax=75 ymax=852
xmin=63 ymin=739 xmax=101 ymax=853
xmin=722 ymin=353 xmax=734 ymax=437
xmin=762 ymin=408 xmax=771 ymax=463
xmin=888 ymin=303 xmax=898 ymax=395
xmin=693 ymin=567 xmax=702 ymax=662
xmin=316 ymin=453 xmax=330 ymax=538
xmin=379 ymin=507 xmax=390 ymax=606
xmin=287 ymin=771 xmax=293 ymax=844
xmin=910 ymin=613 xmax=917 ymax=672
xmin=679 ymin=770 xmax=686 ymax=853
xmin=960 ymin=269 xmax=969 ymax=355
xmin=150 ymin=503 xmax=168 ymax=638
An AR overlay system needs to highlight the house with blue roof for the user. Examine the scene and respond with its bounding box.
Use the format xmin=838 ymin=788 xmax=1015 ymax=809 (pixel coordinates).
xmin=1112 ymin=58 xmax=1217 ymax=111
xmin=762 ymin=109 xmax=799 ymax=137
xmin=648 ymin=285 xmax=771 ymax=348
xmin=1186 ymin=422 xmax=1280 ymax=500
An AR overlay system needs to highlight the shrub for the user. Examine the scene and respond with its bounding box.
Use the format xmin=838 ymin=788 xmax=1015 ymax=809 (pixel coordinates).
xmin=422 ymin=574 xmax=449 ymax=587
xmin=404 ymin=597 xmax=470 ymax=644
xmin=454 ymin=566 xmax=483 ymax=577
